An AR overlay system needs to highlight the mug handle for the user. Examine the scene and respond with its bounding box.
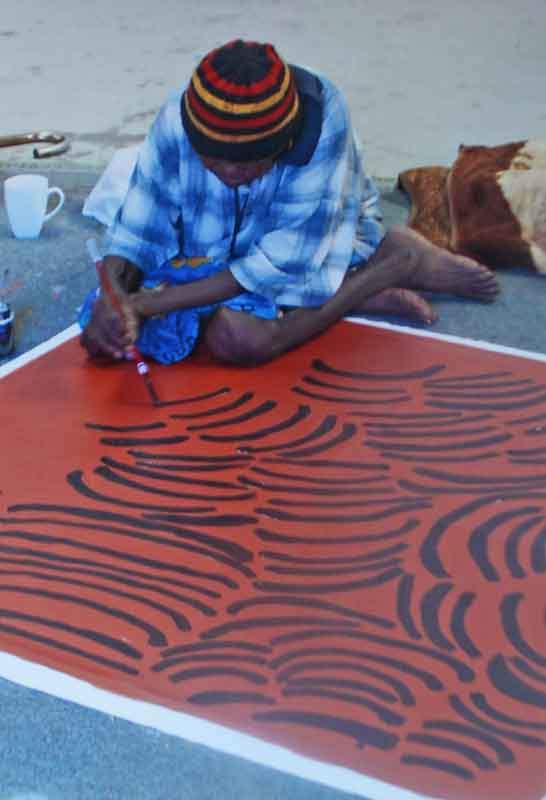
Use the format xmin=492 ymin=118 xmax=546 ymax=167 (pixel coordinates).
xmin=43 ymin=186 xmax=65 ymax=223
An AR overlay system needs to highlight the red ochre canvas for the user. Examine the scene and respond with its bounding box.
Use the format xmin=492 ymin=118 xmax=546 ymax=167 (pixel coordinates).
xmin=1 ymin=320 xmax=546 ymax=800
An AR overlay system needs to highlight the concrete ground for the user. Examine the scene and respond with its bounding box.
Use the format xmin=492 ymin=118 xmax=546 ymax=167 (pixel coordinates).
xmin=1 ymin=2 xmax=546 ymax=799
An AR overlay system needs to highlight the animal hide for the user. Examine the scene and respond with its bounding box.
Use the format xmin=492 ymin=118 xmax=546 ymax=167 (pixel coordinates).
xmin=398 ymin=139 xmax=546 ymax=273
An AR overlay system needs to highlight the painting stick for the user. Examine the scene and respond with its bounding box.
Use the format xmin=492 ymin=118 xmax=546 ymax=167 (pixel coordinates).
xmin=85 ymin=239 xmax=161 ymax=407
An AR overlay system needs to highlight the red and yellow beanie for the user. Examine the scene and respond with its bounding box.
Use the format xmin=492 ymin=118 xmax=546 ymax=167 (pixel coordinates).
xmin=181 ymin=39 xmax=303 ymax=162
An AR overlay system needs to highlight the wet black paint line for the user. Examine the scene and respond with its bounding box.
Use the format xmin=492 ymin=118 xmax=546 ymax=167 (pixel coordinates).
xmin=0 ymin=541 xmax=222 ymax=600
xmin=468 ymin=508 xmax=539 ymax=582
xmin=292 ymin=386 xmax=410 ymax=405
xmin=264 ymin=457 xmax=389 ymax=471
xmin=255 ymin=500 xmax=430 ymax=524
xmin=274 ymin=626 xmax=474 ymax=683
xmin=141 ymin=511 xmax=258 ymax=530
xmin=405 ymin=732 xmax=496 ymax=770
xmin=449 ymin=695 xmax=545 ymax=747
xmin=508 ymin=445 xmax=546 ymax=456
xmin=423 ymin=720 xmax=514 ymax=764
xmin=282 ymin=686 xmax=405 ymax=726
xmin=450 ymin=593 xmax=481 ymax=659
xmin=253 ymin=567 xmax=404 ymax=595
xmin=85 ymin=422 xmax=167 ymax=432
xmin=272 ymin=423 xmax=357 ymax=459
xmin=129 ymin=451 xmax=253 ymax=464
xmin=360 ymin=411 xmax=464 ymax=420
xmin=249 ymin=465 xmax=389 ymax=486
xmin=260 ymin=542 xmax=408 ymax=565
xmin=302 ymin=375 xmax=408 ymax=395
xmin=1 ymin=513 xmax=251 ymax=581
xmin=151 ymin=652 xmax=269 ymax=673
xmin=426 ymin=384 xmax=546 ymax=401
xmin=269 ymin=639 xmax=443 ymax=691
xmin=188 ymin=691 xmax=276 ymax=705
xmin=193 ymin=406 xmax=311 ymax=443
xmin=155 ymin=387 xmax=231 ymax=407
xmin=255 ymin=517 xmax=419 ymax=546
xmin=286 ymin=668 xmax=414 ymax=707
xmin=506 ymin=410 xmax=546 ymax=427
xmin=285 ymin=676 xmax=399 ymax=706
xmin=311 ymin=359 xmax=445 ymax=382
xmin=470 ymin=691 xmax=546 ymax=730
xmin=169 ymin=666 xmax=268 ymax=685
xmin=419 ymin=496 xmax=542 ymax=579
xmin=363 ymin=425 xmax=499 ymax=440
xmin=263 ymin=558 xmax=402 ymax=578
xmin=227 ymin=594 xmax=395 ymax=628
xmin=0 ymin=556 xmax=217 ymax=616
xmin=378 ymin=451 xmax=499 ymax=465
xmin=400 ymin=755 xmax=474 ymax=781
xmin=424 ymin=371 xmax=513 ymax=386
xmin=170 ymin=391 xmax=254 ymax=419
xmin=100 ymin=435 xmax=189 ymax=447
xmin=426 ymin=392 xmax=546 ymax=411
xmin=0 ymin=621 xmax=140 ymax=676
xmin=267 ymin=495 xmax=407 ymax=509
xmin=425 ymin=377 xmax=532 ymax=391
xmin=201 ymin=615 xmax=361 ymax=640
xmin=160 ymin=640 xmax=272 ymax=659
xmin=501 ymin=593 xmax=546 ymax=669
xmin=5 ymin=504 xmax=253 ymax=562
xmin=362 ymin=413 xmax=494 ymax=430
xmin=238 ymin=416 xmax=338 ymax=455
xmin=415 ymin=465 xmax=546 ymax=488
xmin=366 ymin=433 xmax=512 ymax=453
xmin=239 ymin=475 xmax=395 ymax=497
xmin=487 ymin=655 xmax=546 ymax=708
xmin=0 ymin=528 xmax=240 ymax=590
xmin=100 ymin=457 xmax=251 ymax=491
xmin=0 ymin=608 xmax=141 ymax=659
xmin=420 ymin=583 xmax=455 ymax=651
xmin=133 ymin=461 xmax=247 ymax=473
xmin=85 ymin=467 xmax=253 ymax=505
xmin=0 ymin=585 xmax=168 ymax=647
xmin=0 ymin=568 xmax=192 ymax=632
xmin=278 ymin=661 xmax=410 ymax=708
xmin=188 ymin=400 xmax=277 ymax=432
xmin=530 ymin=524 xmax=546 ymax=572
xmin=396 ymin=574 xmax=422 ymax=641
xmin=253 ymin=708 xmax=399 ymax=750
xmin=511 ymin=657 xmax=546 ymax=685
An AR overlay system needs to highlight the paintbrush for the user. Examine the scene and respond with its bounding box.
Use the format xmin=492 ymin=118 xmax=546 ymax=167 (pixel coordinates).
xmin=85 ymin=238 xmax=160 ymax=407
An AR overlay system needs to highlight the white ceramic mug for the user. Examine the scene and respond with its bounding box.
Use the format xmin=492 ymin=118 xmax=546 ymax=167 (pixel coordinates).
xmin=4 ymin=174 xmax=65 ymax=239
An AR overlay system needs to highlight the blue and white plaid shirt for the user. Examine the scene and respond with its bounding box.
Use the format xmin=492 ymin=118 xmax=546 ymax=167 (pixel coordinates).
xmin=106 ymin=69 xmax=384 ymax=308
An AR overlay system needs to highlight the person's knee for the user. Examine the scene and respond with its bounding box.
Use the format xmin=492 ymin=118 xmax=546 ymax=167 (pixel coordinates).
xmin=204 ymin=307 xmax=276 ymax=365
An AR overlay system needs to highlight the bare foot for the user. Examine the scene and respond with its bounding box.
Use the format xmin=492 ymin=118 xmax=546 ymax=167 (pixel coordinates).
xmin=352 ymin=287 xmax=438 ymax=324
xmin=381 ymin=226 xmax=500 ymax=301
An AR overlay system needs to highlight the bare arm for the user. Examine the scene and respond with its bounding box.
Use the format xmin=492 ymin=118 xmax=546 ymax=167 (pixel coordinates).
xmin=80 ymin=255 xmax=142 ymax=359
xmin=130 ymin=268 xmax=243 ymax=318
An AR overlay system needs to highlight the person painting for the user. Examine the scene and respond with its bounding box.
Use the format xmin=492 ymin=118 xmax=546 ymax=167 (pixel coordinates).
xmin=80 ymin=39 xmax=498 ymax=366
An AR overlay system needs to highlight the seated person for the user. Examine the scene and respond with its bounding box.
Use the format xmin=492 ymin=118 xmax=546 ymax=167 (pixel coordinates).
xmin=80 ymin=39 xmax=498 ymax=366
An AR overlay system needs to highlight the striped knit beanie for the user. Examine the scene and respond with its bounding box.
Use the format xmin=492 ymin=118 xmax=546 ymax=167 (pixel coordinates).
xmin=181 ymin=39 xmax=303 ymax=162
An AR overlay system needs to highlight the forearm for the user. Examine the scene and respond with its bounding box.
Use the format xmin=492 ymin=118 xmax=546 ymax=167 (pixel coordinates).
xmin=133 ymin=268 xmax=244 ymax=317
xmin=101 ymin=255 xmax=143 ymax=296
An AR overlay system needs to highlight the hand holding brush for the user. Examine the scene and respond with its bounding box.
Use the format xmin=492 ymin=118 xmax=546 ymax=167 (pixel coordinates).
xmin=85 ymin=239 xmax=160 ymax=406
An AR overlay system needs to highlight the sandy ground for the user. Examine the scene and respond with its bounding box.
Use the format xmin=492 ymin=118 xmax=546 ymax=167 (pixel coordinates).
xmin=1 ymin=0 xmax=545 ymax=178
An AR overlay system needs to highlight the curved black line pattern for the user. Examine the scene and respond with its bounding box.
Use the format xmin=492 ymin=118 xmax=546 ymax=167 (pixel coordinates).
xmin=4 ymin=351 xmax=546 ymax=795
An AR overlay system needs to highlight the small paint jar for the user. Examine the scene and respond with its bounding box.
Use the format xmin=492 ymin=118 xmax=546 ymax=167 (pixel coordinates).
xmin=0 ymin=300 xmax=15 ymax=356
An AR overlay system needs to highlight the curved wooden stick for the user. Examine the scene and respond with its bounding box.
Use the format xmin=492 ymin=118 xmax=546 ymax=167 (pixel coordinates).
xmin=0 ymin=131 xmax=69 ymax=158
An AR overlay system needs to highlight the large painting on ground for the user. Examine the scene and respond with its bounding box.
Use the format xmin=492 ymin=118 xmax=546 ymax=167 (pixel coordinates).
xmin=1 ymin=320 xmax=546 ymax=800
